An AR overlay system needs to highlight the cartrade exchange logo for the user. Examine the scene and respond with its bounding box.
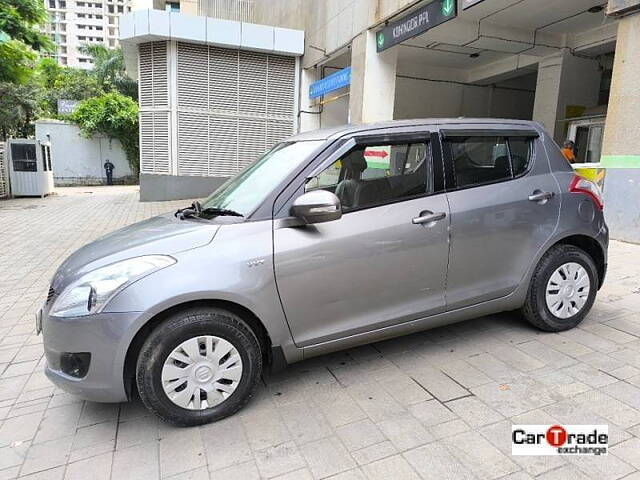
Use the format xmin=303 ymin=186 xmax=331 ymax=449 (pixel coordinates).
xmin=512 ymin=425 xmax=608 ymax=456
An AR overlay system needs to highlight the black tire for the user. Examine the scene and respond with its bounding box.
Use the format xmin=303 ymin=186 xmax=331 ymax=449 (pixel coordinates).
xmin=521 ymin=244 xmax=598 ymax=332
xmin=136 ymin=307 xmax=262 ymax=427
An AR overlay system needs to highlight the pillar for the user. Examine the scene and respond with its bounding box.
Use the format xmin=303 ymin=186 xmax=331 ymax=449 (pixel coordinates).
xmin=349 ymin=30 xmax=398 ymax=124
xmin=601 ymin=12 xmax=640 ymax=168
xmin=298 ymin=67 xmax=321 ymax=132
xmin=532 ymin=50 xmax=601 ymax=144
xmin=601 ymin=9 xmax=640 ymax=243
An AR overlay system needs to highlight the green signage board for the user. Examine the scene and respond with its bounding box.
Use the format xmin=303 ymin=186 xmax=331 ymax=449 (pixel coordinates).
xmin=376 ymin=0 xmax=457 ymax=52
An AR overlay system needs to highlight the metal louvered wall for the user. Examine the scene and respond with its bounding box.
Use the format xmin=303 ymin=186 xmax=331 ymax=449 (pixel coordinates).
xmin=175 ymin=42 xmax=295 ymax=177
xmin=139 ymin=42 xmax=168 ymax=108
xmin=138 ymin=41 xmax=171 ymax=176
xmin=138 ymin=40 xmax=296 ymax=179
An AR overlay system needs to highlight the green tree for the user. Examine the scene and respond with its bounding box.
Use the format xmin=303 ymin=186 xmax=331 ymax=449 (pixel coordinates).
xmin=71 ymin=92 xmax=140 ymax=176
xmin=0 ymin=81 xmax=41 ymax=139
xmin=80 ymin=45 xmax=137 ymax=99
xmin=36 ymin=57 xmax=102 ymax=116
xmin=0 ymin=0 xmax=54 ymax=83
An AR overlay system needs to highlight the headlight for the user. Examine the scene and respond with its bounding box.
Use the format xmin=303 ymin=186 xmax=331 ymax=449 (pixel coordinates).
xmin=51 ymin=255 xmax=176 ymax=318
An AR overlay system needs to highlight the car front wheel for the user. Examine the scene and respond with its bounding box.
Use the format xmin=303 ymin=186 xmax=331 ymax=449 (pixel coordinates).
xmin=522 ymin=244 xmax=598 ymax=332
xmin=136 ymin=307 xmax=262 ymax=426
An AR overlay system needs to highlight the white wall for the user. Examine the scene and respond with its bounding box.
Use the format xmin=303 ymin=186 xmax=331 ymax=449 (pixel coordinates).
xmin=320 ymin=95 xmax=350 ymax=127
xmin=35 ymin=120 xmax=132 ymax=185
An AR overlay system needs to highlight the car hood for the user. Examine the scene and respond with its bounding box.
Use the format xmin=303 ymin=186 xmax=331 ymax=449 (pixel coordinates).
xmin=52 ymin=214 xmax=220 ymax=291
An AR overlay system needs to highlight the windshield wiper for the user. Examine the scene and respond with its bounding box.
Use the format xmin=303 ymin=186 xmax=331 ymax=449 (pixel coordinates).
xmin=175 ymin=201 xmax=202 ymax=220
xmin=175 ymin=202 xmax=244 ymax=220
xmin=199 ymin=207 xmax=244 ymax=218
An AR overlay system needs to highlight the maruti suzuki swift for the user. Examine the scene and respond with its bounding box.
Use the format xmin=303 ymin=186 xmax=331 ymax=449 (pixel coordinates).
xmin=39 ymin=119 xmax=608 ymax=426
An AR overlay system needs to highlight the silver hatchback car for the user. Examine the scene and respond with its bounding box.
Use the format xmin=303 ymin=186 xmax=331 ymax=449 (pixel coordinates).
xmin=40 ymin=119 xmax=608 ymax=426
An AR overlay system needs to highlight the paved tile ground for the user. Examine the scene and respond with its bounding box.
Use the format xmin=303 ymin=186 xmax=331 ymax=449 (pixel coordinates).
xmin=0 ymin=186 xmax=639 ymax=480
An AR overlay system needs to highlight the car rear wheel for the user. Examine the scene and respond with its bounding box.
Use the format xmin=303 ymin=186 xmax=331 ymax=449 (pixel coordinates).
xmin=522 ymin=244 xmax=598 ymax=332
xmin=136 ymin=307 xmax=262 ymax=426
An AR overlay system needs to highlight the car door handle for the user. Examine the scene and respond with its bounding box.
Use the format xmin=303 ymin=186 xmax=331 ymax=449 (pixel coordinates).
xmin=412 ymin=212 xmax=447 ymax=225
xmin=528 ymin=191 xmax=554 ymax=202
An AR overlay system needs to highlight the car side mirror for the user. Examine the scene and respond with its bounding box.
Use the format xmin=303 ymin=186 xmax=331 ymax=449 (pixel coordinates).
xmin=291 ymin=190 xmax=342 ymax=224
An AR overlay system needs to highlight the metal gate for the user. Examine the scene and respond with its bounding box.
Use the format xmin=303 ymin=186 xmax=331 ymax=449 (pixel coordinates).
xmin=0 ymin=142 xmax=9 ymax=198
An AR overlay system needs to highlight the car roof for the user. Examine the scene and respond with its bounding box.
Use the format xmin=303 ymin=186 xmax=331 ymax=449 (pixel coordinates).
xmin=287 ymin=118 xmax=543 ymax=142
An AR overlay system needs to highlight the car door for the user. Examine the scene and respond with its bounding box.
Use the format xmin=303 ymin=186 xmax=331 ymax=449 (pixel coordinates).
xmin=273 ymin=130 xmax=450 ymax=347
xmin=441 ymin=125 xmax=561 ymax=310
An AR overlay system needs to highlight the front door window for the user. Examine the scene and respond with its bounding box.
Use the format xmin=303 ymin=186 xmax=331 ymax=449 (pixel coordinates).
xmin=306 ymin=141 xmax=432 ymax=211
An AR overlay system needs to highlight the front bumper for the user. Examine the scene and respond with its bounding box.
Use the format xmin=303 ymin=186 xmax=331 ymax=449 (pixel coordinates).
xmin=42 ymin=309 xmax=143 ymax=403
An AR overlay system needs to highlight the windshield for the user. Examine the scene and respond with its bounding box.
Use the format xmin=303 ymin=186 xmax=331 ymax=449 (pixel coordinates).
xmin=201 ymin=140 xmax=323 ymax=217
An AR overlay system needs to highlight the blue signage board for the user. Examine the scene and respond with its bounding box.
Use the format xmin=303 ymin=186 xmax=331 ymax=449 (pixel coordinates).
xmin=309 ymin=67 xmax=352 ymax=100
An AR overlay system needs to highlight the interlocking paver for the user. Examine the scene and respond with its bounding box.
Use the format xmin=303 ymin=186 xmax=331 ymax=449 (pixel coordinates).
xmin=111 ymin=442 xmax=159 ymax=480
xmin=253 ymin=441 xmax=306 ymax=478
xmin=350 ymin=441 xmax=396 ymax=466
xmin=446 ymin=396 xmax=505 ymax=428
xmin=335 ymin=419 xmax=386 ymax=452
xmin=360 ymin=454 xmax=420 ymax=480
xmin=443 ymin=430 xmax=520 ymax=479
xmin=403 ymin=442 xmax=475 ymax=479
xmin=0 ymin=187 xmax=638 ymax=479
xmin=299 ymin=436 xmax=356 ymax=478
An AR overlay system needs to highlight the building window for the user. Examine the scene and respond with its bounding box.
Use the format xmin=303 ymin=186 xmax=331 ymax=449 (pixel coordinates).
xmin=49 ymin=0 xmax=55 ymax=8
xmin=165 ymin=1 xmax=180 ymax=12
xmin=117 ymin=5 xmax=123 ymax=12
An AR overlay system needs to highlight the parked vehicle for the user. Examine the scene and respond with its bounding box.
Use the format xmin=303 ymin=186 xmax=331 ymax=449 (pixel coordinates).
xmin=39 ymin=119 xmax=608 ymax=426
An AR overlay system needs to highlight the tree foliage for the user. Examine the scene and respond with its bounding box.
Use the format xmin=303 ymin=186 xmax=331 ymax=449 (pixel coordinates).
xmin=0 ymin=81 xmax=40 ymax=139
xmin=71 ymin=92 xmax=139 ymax=176
xmin=0 ymin=0 xmax=54 ymax=83
xmin=36 ymin=57 xmax=102 ymax=116
xmin=80 ymin=45 xmax=137 ymax=99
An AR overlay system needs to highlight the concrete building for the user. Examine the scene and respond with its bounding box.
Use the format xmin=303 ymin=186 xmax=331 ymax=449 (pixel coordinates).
xmin=44 ymin=0 xmax=133 ymax=68
xmin=120 ymin=0 xmax=640 ymax=241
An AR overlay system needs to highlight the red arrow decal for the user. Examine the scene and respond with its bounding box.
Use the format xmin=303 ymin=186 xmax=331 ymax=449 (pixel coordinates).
xmin=363 ymin=150 xmax=389 ymax=158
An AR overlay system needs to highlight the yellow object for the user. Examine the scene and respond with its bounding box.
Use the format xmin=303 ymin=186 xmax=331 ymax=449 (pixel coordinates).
xmin=572 ymin=164 xmax=606 ymax=191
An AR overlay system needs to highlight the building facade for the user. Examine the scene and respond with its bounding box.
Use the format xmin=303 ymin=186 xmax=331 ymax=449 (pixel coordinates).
xmin=121 ymin=0 xmax=640 ymax=241
xmin=44 ymin=0 xmax=132 ymax=68
xmin=120 ymin=9 xmax=303 ymax=200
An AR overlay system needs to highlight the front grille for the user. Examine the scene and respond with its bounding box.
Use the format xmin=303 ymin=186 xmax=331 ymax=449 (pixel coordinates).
xmin=46 ymin=286 xmax=55 ymax=304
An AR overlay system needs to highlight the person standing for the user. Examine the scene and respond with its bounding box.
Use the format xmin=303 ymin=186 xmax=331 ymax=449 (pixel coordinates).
xmin=104 ymin=160 xmax=115 ymax=185
xmin=561 ymin=140 xmax=577 ymax=163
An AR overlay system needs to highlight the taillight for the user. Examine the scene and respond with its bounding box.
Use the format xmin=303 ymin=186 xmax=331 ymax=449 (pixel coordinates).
xmin=569 ymin=175 xmax=604 ymax=210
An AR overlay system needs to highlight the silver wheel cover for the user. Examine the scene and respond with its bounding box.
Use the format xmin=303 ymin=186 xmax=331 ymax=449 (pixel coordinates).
xmin=161 ymin=335 xmax=243 ymax=410
xmin=545 ymin=262 xmax=590 ymax=319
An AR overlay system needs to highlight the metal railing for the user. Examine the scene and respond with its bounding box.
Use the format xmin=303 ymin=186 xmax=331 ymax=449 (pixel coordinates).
xmin=198 ymin=0 xmax=255 ymax=22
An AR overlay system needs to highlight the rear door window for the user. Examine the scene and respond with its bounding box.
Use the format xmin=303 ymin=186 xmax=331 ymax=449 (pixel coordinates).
xmin=444 ymin=135 xmax=533 ymax=189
